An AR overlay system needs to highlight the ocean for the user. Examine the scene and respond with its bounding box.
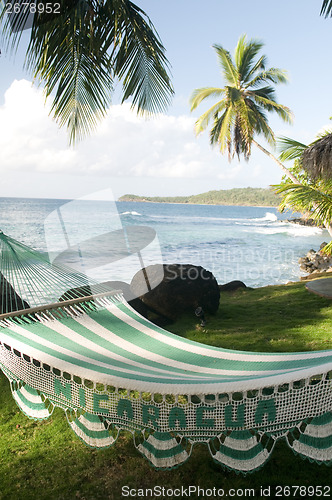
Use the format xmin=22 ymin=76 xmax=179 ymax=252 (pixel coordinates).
xmin=0 ymin=197 xmax=327 ymax=288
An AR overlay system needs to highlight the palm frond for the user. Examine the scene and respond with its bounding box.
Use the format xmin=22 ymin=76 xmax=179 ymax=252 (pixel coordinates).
xmin=111 ymin=0 xmax=173 ymax=115
xmin=234 ymin=98 xmax=254 ymax=158
xmin=189 ymin=87 xmax=224 ymax=111
xmin=210 ymin=107 xmax=233 ymax=156
xmin=234 ymin=35 xmax=264 ymax=84
xmin=321 ymin=0 xmax=332 ymax=17
xmin=194 ymin=100 xmax=226 ymax=135
xmin=244 ymin=55 xmax=266 ymax=81
xmin=245 ymin=68 xmax=288 ymax=89
xmin=2 ymin=0 xmax=173 ymax=144
xmin=246 ymin=99 xmax=275 ymax=146
xmin=315 ymin=129 xmax=332 ymax=140
xmin=277 ymin=137 xmax=308 ymax=162
xmin=213 ymin=44 xmax=238 ymax=86
xmin=274 ymin=182 xmax=332 ymax=224
xmin=250 ymin=90 xmax=293 ymax=124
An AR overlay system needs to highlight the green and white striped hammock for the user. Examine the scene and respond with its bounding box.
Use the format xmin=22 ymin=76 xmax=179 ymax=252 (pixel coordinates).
xmin=0 ymin=233 xmax=331 ymax=473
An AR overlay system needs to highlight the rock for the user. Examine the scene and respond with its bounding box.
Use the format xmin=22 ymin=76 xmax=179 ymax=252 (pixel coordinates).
xmin=219 ymin=280 xmax=247 ymax=292
xmin=59 ymin=280 xmax=148 ymax=317
xmin=299 ymin=246 xmax=332 ymax=275
xmin=287 ymin=218 xmax=323 ymax=228
xmin=0 ymin=272 xmax=30 ymax=314
xmin=130 ymin=264 xmax=220 ymax=321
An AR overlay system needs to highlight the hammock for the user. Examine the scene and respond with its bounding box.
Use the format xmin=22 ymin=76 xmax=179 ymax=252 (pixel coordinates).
xmin=0 ymin=233 xmax=331 ymax=473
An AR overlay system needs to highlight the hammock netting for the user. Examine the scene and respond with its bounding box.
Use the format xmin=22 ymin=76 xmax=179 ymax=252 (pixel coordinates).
xmin=0 ymin=231 xmax=331 ymax=473
xmin=0 ymin=230 xmax=115 ymax=312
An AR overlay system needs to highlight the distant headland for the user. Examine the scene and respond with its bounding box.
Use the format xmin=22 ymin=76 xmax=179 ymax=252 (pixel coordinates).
xmin=118 ymin=187 xmax=280 ymax=207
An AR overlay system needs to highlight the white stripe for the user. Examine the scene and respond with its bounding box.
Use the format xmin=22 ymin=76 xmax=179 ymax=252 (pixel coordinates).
xmin=1 ymin=339 xmax=331 ymax=395
xmin=214 ymin=449 xmax=270 ymax=472
xmin=0 ymin=325 xmax=194 ymax=381
xmin=72 ymin=313 xmax=297 ymax=377
xmin=69 ymin=421 xmax=115 ymax=448
xmin=44 ymin=316 xmax=209 ymax=380
xmin=223 ymin=435 xmax=258 ymax=451
xmin=19 ymin=385 xmax=43 ymax=404
xmin=117 ymin=302 xmax=332 ymax=363
xmin=305 ymin=422 xmax=332 ymax=439
xmin=13 ymin=392 xmax=50 ymax=419
xmin=292 ymin=441 xmax=332 ymax=461
xmin=137 ymin=445 xmax=188 ymax=468
xmin=79 ymin=415 xmax=108 ymax=432
xmin=146 ymin=434 xmax=179 ymax=451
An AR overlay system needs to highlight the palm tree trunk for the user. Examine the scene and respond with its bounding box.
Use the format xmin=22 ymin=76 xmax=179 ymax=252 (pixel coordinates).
xmin=252 ymin=139 xmax=332 ymax=238
xmin=252 ymin=139 xmax=300 ymax=184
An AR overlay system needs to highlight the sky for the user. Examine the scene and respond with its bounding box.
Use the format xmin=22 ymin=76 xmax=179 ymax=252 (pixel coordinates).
xmin=0 ymin=0 xmax=332 ymax=200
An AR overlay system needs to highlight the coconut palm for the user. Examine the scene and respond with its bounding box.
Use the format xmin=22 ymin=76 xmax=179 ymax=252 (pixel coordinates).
xmin=0 ymin=0 xmax=173 ymax=144
xmin=274 ymin=132 xmax=332 ymax=244
xmin=190 ymin=35 xmax=300 ymax=184
xmin=276 ymin=180 xmax=332 ymax=250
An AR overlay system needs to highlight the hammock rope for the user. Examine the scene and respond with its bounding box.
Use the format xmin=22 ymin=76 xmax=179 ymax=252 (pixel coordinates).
xmin=0 ymin=231 xmax=331 ymax=473
xmin=0 ymin=231 xmax=116 ymax=313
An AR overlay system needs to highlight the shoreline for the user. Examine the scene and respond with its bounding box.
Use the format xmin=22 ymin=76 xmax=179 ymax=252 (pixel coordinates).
xmin=118 ymin=187 xmax=280 ymax=208
xmin=117 ymin=199 xmax=278 ymax=209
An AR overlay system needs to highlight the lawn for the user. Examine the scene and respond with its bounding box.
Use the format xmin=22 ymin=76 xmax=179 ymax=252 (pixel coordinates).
xmin=0 ymin=281 xmax=331 ymax=500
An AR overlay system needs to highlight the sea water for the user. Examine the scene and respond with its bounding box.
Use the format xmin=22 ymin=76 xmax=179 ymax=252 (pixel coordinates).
xmin=0 ymin=197 xmax=327 ymax=288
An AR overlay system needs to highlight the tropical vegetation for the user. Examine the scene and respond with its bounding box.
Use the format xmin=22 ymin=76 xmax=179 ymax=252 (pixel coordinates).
xmin=119 ymin=187 xmax=280 ymax=206
xmin=274 ymin=133 xmax=332 ymax=249
xmin=0 ymin=0 xmax=173 ymax=144
xmin=189 ymin=35 xmax=299 ymax=184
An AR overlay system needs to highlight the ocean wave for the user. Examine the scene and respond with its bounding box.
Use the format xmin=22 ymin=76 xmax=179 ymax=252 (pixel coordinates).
xmin=250 ymin=212 xmax=278 ymax=222
xmin=247 ymin=224 xmax=323 ymax=237
xmin=121 ymin=211 xmax=142 ymax=216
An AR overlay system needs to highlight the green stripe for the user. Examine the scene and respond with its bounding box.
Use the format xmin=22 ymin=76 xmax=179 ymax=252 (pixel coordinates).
xmin=140 ymin=440 xmax=185 ymax=459
xmin=120 ymin=303 xmax=332 ymax=358
xmin=6 ymin=332 xmax=254 ymax=387
xmin=74 ymin=418 xmax=111 ymax=440
xmin=152 ymin=432 xmax=176 ymax=442
xmin=298 ymin=433 xmax=332 ymax=450
xmin=2 ymin=327 xmax=289 ymax=385
xmin=47 ymin=314 xmax=218 ymax=378
xmin=15 ymin=390 xmax=46 ymax=411
xmin=310 ymin=412 xmax=332 ymax=426
xmin=99 ymin=306 xmax=332 ymax=372
xmin=3 ymin=309 xmax=332 ymax=385
xmin=22 ymin=384 xmax=40 ymax=396
xmin=228 ymin=430 xmax=255 ymax=440
xmin=8 ymin=319 xmax=187 ymax=378
xmin=82 ymin=413 xmax=104 ymax=424
xmin=217 ymin=442 xmax=264 ymax=460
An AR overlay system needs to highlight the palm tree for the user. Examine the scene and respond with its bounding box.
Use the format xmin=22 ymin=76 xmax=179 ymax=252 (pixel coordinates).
xmin=274 ymin=133 xmax=332 ymax=244
xmin=0 ymin=0 xmax=173 ymax=144
xmin=189 ymin=35 xmax=299 ymax=184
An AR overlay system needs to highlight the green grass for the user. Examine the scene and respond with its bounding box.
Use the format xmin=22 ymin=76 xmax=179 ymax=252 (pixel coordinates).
xmin=172 ymin=282 xmax=332 ymax=352
xmin=0 ymin=281 xmax=331 ymax=499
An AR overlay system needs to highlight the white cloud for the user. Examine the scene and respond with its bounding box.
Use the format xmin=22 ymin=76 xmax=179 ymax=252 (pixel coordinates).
xmin=0 ymin=79 xmax=285 ymax=197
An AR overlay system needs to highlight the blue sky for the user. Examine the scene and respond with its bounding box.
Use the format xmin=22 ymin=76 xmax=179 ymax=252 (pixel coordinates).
xmin=0 ymin=1 xmax=331 ymax=199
